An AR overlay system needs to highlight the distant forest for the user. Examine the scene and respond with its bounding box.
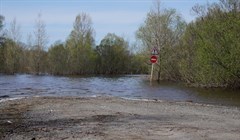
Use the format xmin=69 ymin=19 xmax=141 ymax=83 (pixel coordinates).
xmin=0 ymin=0 xmax=239 ymax=89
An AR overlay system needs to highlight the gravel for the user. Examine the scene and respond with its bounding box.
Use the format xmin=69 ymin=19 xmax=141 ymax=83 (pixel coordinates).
xmin=0 ymin=96 xmax=240 ymax=140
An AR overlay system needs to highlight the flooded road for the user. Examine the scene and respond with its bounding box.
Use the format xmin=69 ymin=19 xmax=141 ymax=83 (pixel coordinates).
xmin=0 ymin=74 xmax=240 ymax=106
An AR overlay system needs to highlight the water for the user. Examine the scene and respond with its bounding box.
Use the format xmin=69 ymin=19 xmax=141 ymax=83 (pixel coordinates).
xmin=0 ymin=74 xmax=240 ymax=106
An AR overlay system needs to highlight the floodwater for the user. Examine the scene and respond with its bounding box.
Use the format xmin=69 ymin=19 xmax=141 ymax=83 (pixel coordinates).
xmin=0 ymin=74 xmax=240 ymax=106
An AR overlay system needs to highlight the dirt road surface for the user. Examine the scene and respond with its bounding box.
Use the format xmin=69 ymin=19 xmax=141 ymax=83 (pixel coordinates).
xmin=1 ymin=96 xmax=240 ymax=140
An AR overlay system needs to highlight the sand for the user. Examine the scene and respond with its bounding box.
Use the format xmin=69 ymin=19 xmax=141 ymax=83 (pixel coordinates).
xmin=0 ymin=96 xmax=240 ymax=140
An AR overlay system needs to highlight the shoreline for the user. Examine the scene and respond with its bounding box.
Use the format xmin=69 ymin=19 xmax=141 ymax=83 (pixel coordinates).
xmin=1 ymin=96 xmax=240 ymax=140
xmin=1 ymin=95 xmax=240 ymax=108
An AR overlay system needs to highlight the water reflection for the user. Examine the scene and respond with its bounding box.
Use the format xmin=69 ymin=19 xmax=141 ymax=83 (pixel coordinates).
xmin=0 ymin=74 xmax=240 ymax=106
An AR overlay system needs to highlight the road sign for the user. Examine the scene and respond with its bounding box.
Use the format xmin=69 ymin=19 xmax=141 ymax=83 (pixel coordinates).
xmin=150 ymin=55 xmax=157 ymax=63
xmin=151 ymin=47 xmax=159 ymax=55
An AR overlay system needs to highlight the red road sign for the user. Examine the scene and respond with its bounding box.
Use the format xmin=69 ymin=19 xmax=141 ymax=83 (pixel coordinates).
xmin=150 ymin=55 xmax=157 ymax=63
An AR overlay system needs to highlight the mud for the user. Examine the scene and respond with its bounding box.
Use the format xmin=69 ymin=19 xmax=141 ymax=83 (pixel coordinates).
xmin=0 ymin=96 xmax=240 ymax=140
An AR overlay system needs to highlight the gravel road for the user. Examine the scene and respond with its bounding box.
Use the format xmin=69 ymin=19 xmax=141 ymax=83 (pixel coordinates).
xmin=1 ymin=96 xmax=240 ymax=140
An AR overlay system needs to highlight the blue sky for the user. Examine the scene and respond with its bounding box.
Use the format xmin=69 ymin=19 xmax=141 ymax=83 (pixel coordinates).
xmin=1 ymin=0 xmax=218 ymax=46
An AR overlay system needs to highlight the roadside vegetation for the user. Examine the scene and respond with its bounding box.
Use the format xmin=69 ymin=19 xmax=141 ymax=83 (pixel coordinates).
xmin=0 ymin=0 xmax=239 ymax=89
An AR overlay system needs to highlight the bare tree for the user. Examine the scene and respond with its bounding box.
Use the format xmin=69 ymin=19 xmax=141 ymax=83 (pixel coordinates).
xmin=69 ymin=12 xmax=94 ymax=47
xmin=136 ymin=0 xmax=186 ymax=81
xmin=32 ymin=13 xmax=48 ymax=74
xmin=34 ymin=13 xmax=48 ymax=51
xmin=8 ymin=18 xmax=21 ymax=43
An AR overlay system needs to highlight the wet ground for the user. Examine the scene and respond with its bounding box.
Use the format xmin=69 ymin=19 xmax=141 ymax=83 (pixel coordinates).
xmin=1 ymin=96 xmax=240 ymax=140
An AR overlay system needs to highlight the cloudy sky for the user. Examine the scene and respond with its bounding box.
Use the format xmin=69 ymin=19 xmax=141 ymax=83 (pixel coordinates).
xmin=1 ymin=0 xmax=218 ymax=46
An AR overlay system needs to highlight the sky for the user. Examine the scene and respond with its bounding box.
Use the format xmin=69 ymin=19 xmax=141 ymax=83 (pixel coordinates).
xmin=1 ymin=0 xmax=218 ymax=46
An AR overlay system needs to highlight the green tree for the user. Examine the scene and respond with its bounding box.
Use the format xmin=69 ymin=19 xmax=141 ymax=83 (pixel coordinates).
xmin=48 ymin=41 xmax=68 ymax=75
xmin=66 ymin=13 xmax=96 ymax=75
xmin=129 ymin=52 xmax=149 ymax=74
xmin=136 ymin=0 xmax=186 ymax=81
xmin=96 ymin=33 xmax=130 ymax=74
xmin=180 ymin=0 xmax=240 ymax=88
xmin=0 ymin=18 xmax=23 ymax=74
xmin=6 ymin=18 xmax=22 ymax=73
xmin=2 ymin=39 xmax=16 ymax=74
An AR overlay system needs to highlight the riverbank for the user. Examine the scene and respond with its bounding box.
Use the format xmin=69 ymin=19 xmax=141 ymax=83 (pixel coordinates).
xmin=1 ymin=96 xmax=240 ymax=140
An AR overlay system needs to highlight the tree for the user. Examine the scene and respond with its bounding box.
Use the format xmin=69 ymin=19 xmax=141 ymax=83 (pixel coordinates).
xmin=129 ymin=52 xmax=149 ymax=74
xmin=96 ymin=33 xmax=130 ymax=74
xmin=66 ymin=13 xmax=95 ymax=74
xmin=8 ymin=18 xmax=21 ymax=43
xmin=0 ymin=15 xmax=5 ymax=45
xmin=6 ymin=18 xmax=22 ymax=73
xmin=32 ymin=13 xmax=48 ymax=74
xmin=2 ymin=39 xmax=19 ymax=74
xmin=0 ymin=18 xmax=22 ymax=74
xmin=136 ymin=0 xmax=186 ymax=81
xmin=180 ymin=0 xmax=240 ymax=88
xmin=48 ymin=41 xmax=68 ymax=75
xmin=0 ymin=15 xmax=5 ymax=72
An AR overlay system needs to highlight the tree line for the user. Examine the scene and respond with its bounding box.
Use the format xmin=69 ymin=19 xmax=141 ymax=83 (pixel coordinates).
xmin=0 ymin=0 xmax=239 ymax=89
xmin=0 ymin=13 xmax=148 ymax=75
xmin=137 ymin=0 xmax=240 ymax=89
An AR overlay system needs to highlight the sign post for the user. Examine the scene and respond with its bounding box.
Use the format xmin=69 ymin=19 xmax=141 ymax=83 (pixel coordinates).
xmin=150 ymin=47 xmax=159 ymax=82
xmin=150 ymin=55 xmax=158 ymax=82
xmin=150 ymin=62 xmax=154 ymax=82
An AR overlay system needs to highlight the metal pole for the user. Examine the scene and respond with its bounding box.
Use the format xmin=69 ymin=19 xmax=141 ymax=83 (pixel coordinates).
xmin=150 ymin=63 xmax=154 ymax=82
